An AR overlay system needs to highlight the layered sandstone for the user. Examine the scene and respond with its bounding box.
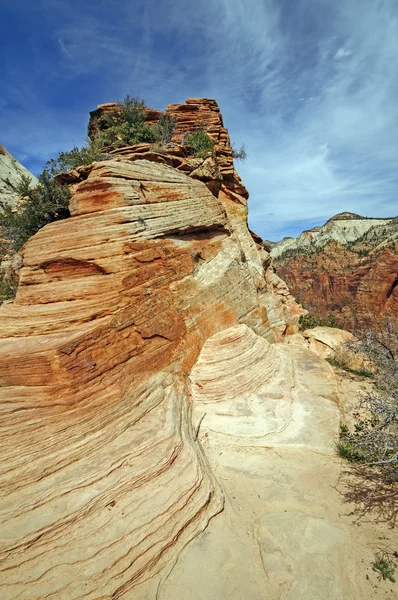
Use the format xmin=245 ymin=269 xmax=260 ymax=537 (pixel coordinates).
xmin=0 ymin=99 xmax=393 ymax=600
xmin=0 ymin=99 xmax=305 ymax=599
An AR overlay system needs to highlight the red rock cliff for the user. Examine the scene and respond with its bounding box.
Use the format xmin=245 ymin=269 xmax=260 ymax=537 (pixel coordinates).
xmin=276 ymin=239 xmax=398 ymax=331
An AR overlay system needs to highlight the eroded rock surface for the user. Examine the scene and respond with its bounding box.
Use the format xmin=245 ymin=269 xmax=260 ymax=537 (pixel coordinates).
xmin=0 ymin=100 xmax=385 ymax=600
xmin=0 ymin=121 xmax=300 ymax=598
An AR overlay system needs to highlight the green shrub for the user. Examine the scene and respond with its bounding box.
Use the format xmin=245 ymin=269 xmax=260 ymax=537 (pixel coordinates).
xmin=183 ymin=129 xmax=215 ymax=158
xmin=97 ymin=121 xmax=159 ymax=148
xmin=298 ymin=312 xmax=340 ymax=330
xmin=44 ymin=139 xmax=109 ymax=177
xmin=0 ymin=279 xmax=17 ymax=303
xmin=103 ymin=95 xmax=146 ymax=128
xmin=326 ymin=356 xmax=372 ymax=377
xmin=335 ymin=440 xmax=365 ymax=462
xmin=372 ymin=552 xmax=396 ymax=582
xmin=0 ymin=173 xmax=70 ymax=252
xmin=96 ymin=96 xmax=159 ymax=148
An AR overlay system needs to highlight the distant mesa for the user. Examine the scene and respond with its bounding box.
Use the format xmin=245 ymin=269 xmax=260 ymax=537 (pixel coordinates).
xmin=326 ymin=211 xmax=365 ymax=222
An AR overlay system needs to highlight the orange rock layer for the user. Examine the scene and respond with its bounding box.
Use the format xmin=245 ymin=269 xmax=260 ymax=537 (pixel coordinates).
xmin=0 ymin=99 xmax=303 ymax=598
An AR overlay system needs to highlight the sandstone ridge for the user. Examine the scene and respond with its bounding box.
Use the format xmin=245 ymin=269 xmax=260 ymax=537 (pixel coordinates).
xmin=0 ymin=99 xmax=391 ymax=600
xmin=0 ymin=98 xmax=306 ymax=598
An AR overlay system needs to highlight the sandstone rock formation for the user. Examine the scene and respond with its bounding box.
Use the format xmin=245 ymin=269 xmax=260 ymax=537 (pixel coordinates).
xmin=273 ymin=213 xmax=398 ymax=331
xmin=271 ymin=212 xmax=396 ymax=259
xmin=0 ymin=100 xmax=388 ymax=600
xmin=0 ymin=145 xmax=37 ymax=206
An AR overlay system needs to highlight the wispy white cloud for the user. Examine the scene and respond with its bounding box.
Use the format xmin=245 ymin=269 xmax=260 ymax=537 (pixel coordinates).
xmin=1 ymin=0 xmax=397 ymax=239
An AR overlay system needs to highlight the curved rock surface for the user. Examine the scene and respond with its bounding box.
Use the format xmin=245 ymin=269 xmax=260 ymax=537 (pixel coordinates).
xmin=153 ymin=325 xmax=390 ymax=600
xmin=1 ymin=100 xmax=386 ymax=600
xmin=0 ymin=132 xmax=299 ymax=599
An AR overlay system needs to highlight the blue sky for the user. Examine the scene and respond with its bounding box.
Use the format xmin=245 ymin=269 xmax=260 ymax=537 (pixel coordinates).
xmin=1 ymin=0 xmax=397 ymax=240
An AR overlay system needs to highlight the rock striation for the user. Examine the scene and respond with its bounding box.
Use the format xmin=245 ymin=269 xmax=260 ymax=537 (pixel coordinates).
xmin=273 ymin=213 xmax=398 ymax=330
xmin=0 ymin=99 xmax=307 ymax=598
xmin=0 ymin=99 xmax=390 ymax=600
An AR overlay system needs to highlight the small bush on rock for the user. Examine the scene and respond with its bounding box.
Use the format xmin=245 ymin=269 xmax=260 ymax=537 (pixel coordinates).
xmin=44 ymin=139 xmax=109 ymax=177
xmin=299 ymin=312 xmax=339 ymax=330
xmin=0 ymin=173 xmax=70 ymax=252
xmin=183 ymin=129 xmax=215 ymax=158
xmin=0 ymin=279 xmax=17 ymax=303
xmin=96 ymin=96 xmax=159 ymax=148
xmin=156 ymin=113 xmax=176 ymax=145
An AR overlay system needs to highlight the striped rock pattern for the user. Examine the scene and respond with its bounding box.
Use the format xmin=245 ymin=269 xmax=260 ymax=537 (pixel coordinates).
xmin=0 ymin=100 xmax=305 ymax=598
xmin=0 ymin=152 xmax=290 ymax=598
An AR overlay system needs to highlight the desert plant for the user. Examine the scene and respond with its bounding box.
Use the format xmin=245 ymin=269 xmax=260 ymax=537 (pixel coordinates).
xmin=326 ymin=355 xmax=372 ymax=377
xmin=335 ymin=440 xmax=365 ymax=462
xmin=183 ymin=129 xmax=215 ymax=158
xmin=44 ymin=138 xmax=109 ymax=177
xmin=0 ymin=173 xmax=70 ymax=252
xmin=0 ymin=279 xmax=17 ymax=303
xmin=95 ymin=96 xmax=159 ymax=148
xmin=336 ymin=323 xmax=398 ymax=527
xmin=298 ymin=311 xmax=339 ymax=330
xmin=342 ymin=325 xmax=398 ymax=480
xmin=156 ymin=113 xmax=176 ymax=145
xmin=232 ymin=144 xmax=247 ymax=161
xmin=372 ymin=552 xmax=396 ymax=582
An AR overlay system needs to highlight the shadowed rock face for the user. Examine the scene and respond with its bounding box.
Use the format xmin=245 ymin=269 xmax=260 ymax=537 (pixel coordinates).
xmin=0 ymin=97 xmax=307 ymax=599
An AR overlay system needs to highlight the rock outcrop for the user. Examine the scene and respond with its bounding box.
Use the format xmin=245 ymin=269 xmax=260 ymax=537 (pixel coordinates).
xmin=273 ymin=213 xmax=398 ymax=330
xmin=0 ymin=145 xmax=37 ymax=206
xmin=0 ymin=99 xmax=306 ymax=598
xmin=0 ymin=99 xmax=392 ymax=600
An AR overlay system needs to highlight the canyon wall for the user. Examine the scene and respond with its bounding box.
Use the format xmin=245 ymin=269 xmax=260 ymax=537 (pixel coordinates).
xmin=273 ymin=213 xmax=398 ymax=331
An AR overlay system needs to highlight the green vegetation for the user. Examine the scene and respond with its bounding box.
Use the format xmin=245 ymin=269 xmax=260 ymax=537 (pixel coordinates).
xmin=326 ymin=356 xmax=372 ymax=377
xmin=96 ymin=96 xmax=159 ymax=148
xmin=156 ymin=113 xmax=176 ymax=145
xmin=335 ymin=440 xmax=365 ymax=462
xmin=372 ymin=552 xmax=396 ymax=582
xmin=0 ymin=173 xmax=70 ymax=252
xmin=44 ymin=139 xmax=111 ymax=178
xmin=335 ymin=325 xmax=397 ymax=525
xmin=183 ymin=128 xmax=215 ymax=158
xmin=0 ymin=279 xmax=18 ymax=303
xmin=298 ymin=312 xmax=340 ymax=330
xmin=0 ymin=94 xmax=247 ymax=304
